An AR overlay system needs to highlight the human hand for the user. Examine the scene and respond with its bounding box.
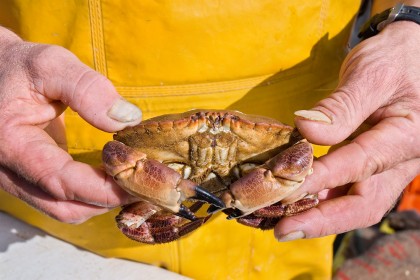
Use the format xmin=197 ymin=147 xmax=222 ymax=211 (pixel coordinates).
xmin=0 ymin=28 xmax=142 ymax=223
xmin=274 ymin=21 xmax=420 ymax=241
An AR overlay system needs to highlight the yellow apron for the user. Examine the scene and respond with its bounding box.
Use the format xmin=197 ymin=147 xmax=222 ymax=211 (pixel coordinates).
xmin=0 ymin=1 xmax=360 ymax=279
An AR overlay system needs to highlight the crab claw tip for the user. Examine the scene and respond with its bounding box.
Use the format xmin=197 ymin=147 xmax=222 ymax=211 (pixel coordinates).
xmin=176 ymin=204 xmax=197 ymax=221
xmin=191 ymin=186 xmax=225 ymax=208
xmin=225 ymin=208 xmax=243 ymax=220
xmin=207 ymin=204 xmax=222 ymax=214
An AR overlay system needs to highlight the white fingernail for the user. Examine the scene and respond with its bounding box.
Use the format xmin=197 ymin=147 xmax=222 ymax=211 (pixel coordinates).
xmin=108 ymin=99 xmax=142 ymax=123
xmin=294 ymin=110 xmax=332 ymax=124
xmin=277 ymin=230 xmax=305 ymax=242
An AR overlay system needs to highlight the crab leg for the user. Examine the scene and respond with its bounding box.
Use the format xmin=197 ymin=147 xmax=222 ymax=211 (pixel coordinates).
xmin=225 ymin=195 xmax=319 ymax=228
xmin=213 ymin=140 xmax=313 ymax=218
xmin=103 ymin=141 xmax=224 ymax=217
xmin=116 ymin=201 xmax=210 ymax=244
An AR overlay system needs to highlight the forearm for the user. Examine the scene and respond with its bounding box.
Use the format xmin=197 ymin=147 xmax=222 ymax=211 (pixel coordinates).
xmin=372 ymin=0 xmax=420 ymax=14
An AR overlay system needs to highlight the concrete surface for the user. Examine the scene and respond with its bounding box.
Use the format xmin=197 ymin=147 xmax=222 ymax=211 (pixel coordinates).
xmin=0 ymin=211 xmax=190 ymax=280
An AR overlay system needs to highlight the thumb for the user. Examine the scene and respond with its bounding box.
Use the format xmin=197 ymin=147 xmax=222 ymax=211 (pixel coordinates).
xmin=27 ymin=44 xmax=142 ymax=132
xmin=293 ymin=44 xmax=398 ymax=145
xmin=293 ymin=91 xmax=364 ymax=146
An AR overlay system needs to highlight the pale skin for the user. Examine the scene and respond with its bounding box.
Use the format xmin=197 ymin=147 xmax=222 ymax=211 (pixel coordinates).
xmin=275 ymin=0 xmax=420 ymax=241
xmin=0 ymin=0 xmax=419 ymax=243
xmin=0 ymin=29 xmax=142 ymax=223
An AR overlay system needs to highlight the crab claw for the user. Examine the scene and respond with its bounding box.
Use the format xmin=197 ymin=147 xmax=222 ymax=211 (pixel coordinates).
xmin=207 ymin=204 xmax=222 ymax=214
xmin=191 ymin=186 xmax=225 ymax=208
xmin=218 ymin=140 xmax=314 ymax=218
xmin=176 ymin=179 xmax=224 ymax=208
xmin=224 ymin=208 xmax=243 ymax=220
xmin=103 ymin=140 xmax=224 ymax=215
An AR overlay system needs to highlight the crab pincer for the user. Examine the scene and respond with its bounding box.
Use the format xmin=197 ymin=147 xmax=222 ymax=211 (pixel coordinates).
xmin=209 ymin=139 xmax=317 ymax=228
xmin=103 ymin=140 xmax=224 ymax=220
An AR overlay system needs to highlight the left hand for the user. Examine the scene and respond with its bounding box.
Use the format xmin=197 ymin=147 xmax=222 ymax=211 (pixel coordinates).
xmin=274 ymin=21 xmax=420 ymax=241
xmin=0 ymin=31 xmax=142 ymax=223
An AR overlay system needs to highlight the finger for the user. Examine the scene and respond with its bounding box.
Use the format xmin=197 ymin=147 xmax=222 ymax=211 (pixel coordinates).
xmin=25 ymin=44 xmax=142 ymax=132
xmin=284 ymin=116 xmax=419 ymax=204
xmin=3 ymin=125 xmax=136 ymax=207
xmin=294 ymin=44 xmax=400 ymax=145
xmin=274 ymin=158 xmax=420 ymax=241
xmin=0 ymin=165 xmax=111 ymax=224
xmin=317 ymin=185 xmax=351 ymax=202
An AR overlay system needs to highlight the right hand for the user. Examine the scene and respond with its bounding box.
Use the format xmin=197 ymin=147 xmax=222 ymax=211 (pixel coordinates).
xmin=0 ymin=27 xmax=142 ymax=223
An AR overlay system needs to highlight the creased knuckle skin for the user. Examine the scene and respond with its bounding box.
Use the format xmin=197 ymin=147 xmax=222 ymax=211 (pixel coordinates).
xmin=353 ymin=140 xmax=384 ymax=178
xmin=23 ymin=44 xmax=67 ymax=84
xmin=364 ymin=210 xmax=384 ymax=229
xmin=46 ymin=207 xmax=88 ymax=224
xmin=23 ymin=44 xmax=100 ymax=105
xmin=70 ymin=70 xmax=108 ymax=109
xmin=37 ymin=173 xmax=71 ymax=201
xmin=25 ymin=45 xmax=74 ymax=74
xmin=316 ymin=89 xmax=364 ymax=135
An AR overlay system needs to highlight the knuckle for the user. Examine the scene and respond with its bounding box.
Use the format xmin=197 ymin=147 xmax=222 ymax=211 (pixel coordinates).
xmin=25 ymin=44 xmax=74 ymax=70
xmin=314 ymin=89 xmax=365 ymax=142
xmin=70 ymin=70 xmax=110 ymax=109
xmin=311 ymin=208 xmax=335 ymax=237
xmin=324 ymin=90 xmax=360 ymax=126
xmin=38 ymin=172 xmax=72 ymax=201
xmin=24 ymin=44 xmax=67 ymax=80
xmin=23 ymin=44 xmax=101 ymax=104
xmin=0 ymin=41 xmax=28 ymax=76
xmin=47 ymin=207 xmax=87 ymax=224
xmin=317 ymin=223 xmax=331 ymax=237
xmin=364 ymin=210 xmax=384 ymax=228
xmin=352 ymin=140 xmax=385 ymax=179
xmin=316 ymin=219 xmax=346 ymax=237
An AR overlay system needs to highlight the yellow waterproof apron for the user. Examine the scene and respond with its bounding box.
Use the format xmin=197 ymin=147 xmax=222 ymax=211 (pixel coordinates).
xmin=0 ymin=1 xmax=360 ymax=279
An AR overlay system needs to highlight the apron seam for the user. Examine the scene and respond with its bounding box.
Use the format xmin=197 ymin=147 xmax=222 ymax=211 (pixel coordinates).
xmin=318 ymin=0 xmax=330 ymax=38
xmin=114 ymin=63 xmax=313 ymax=97
xmin=88 ymin=0 xmax=108 ymax=76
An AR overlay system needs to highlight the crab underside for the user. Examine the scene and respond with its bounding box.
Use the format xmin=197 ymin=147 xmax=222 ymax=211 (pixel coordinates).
xmin=102 ymin=110 xmax=318 ymax=244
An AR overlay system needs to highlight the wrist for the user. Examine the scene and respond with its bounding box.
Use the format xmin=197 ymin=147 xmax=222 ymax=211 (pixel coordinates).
xmin=372 ymin=0 xmax=420 ymax=14
xmin=381 ymin=18 xmax=420 ymax=38
xmin=359 ymin=2 xmax=420 ymax=40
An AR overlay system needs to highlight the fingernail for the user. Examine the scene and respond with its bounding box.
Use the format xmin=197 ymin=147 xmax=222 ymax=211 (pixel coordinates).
xmin=108 ymin=99 xmax=142 ymax=122
xmin=277 ymin=230 xmax=305 ymax=242
xmin=294 ymin=110 xmax=332 ymax=124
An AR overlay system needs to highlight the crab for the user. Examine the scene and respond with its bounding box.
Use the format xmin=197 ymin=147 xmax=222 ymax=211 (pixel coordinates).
xmin=102 ymin=110 xmax=318 ymax=244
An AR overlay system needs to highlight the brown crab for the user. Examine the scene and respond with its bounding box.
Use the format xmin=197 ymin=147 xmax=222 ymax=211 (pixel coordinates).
xmin=102 ymin=110 xmax=318 ymax=244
